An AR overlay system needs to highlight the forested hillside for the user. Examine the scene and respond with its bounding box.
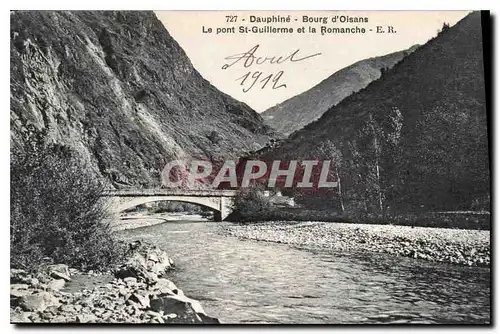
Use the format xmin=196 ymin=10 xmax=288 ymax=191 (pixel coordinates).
xmin=262 ymin=45 xmax=418 ymax=136
xmin=264 ymin=12 xmax=489 ymax=213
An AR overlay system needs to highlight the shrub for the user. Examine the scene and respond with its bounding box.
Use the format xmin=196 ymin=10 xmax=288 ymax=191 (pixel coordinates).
xmin=231 ymin=184 xmax=273 ymax=222
xmin=151 ymin=201 xmax=204 ymax=214
xmin=11 ymin=133 xmax=123 ymax=271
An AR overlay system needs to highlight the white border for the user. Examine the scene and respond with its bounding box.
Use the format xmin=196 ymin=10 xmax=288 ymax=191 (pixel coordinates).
xmin=2 ymin=0 xmax=499 ymax=10
xmin=2 ymin=1 xmax=498 ymax=333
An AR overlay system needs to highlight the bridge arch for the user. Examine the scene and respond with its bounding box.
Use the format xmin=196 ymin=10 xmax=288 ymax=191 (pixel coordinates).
xmin=109 ymin=195 xmax=233 ymax=221
xmin=103 ymin=189 xmax=241 ymax=221
xmin=114 ymin=195 xmax=221 ymax=213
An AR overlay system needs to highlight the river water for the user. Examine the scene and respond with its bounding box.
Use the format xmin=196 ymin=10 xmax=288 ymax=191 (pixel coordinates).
xmin=118 ymin=221 xmax=490 ymax=324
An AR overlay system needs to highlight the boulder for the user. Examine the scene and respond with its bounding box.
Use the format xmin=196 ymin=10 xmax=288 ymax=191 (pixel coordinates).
xmin=118 ymin=286 xmax=129 ymax=297
xmin=35 ymin=273 xmax=51 ymax=284
xmin=59 ymin=304 xmax=77 ymax=313
xmin=114 ymin=253 xmax=147 ymax=280
xmin=76 ymin=313 xmax=98 ymax=323
xmin=10 ymin=269 xmax=31 ymax=285
xmin=150 ymin=295 xmax=187 ymax=313
xmin=150 ymin=296 xmax=200 ymax=323
xmin=29 ymin=278 xmax=40 ymax=287
xmin=51 ymin=315 xmax=69 ymax=323
xmin=46 ymin=264 xmax=71 ymax=281
xmin=128 ymin=293 xmax=150 ymax=309
xmin=19 ymin=291 xmax=60 ymax=312
xmin=146 ymin=310 xmax=162 ymax=318
xmin=197 ymin=313 xmax=221 ymax=324
xmin=11 ymin=284 xmax=29 ymax=291
xmin=147 ymin=249 xmax=173 ymax=277
xmin=169 ymin=295 xmax=205 ymax=315
xmin=11 ymin=290 xmax=32 ymax=299
xmin=10 ymin=284 xmax=33 ymax=299
xmin=117 ymin=244 xmax=174 ymax=280
xmin=10 ymin=310 xmax=32 ymax=323
xmin=151 ymin=263 xmax=169 ymax=276
xmin=149 ymin=294 xmax=219 ymax=324
xmin=123 ymin=277 xmax=138 ymax=287
xmin=153 ymin=278 xmax=178 ymax=295
xmin=143 ymin=271 xmax=159 ymax=284
xmin=47 ymin=279 xmax=66 ymax=291
xmin=146 ymin=252 xmax=159 ymax=263
xmin=163 ymin=313 xmax=177 ymax=320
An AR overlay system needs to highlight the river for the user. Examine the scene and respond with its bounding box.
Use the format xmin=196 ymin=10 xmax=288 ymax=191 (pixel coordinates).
xmin=117 ymin=220 xmax=490 ymax=324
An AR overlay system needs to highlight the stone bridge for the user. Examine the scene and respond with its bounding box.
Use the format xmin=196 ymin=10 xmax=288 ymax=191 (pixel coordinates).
xmin=102 ymin=189 xmax=244 ymax=221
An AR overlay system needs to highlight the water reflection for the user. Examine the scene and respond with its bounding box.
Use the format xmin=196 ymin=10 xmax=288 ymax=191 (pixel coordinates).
xmin=118 ymin=221 xmax=490 ymax=324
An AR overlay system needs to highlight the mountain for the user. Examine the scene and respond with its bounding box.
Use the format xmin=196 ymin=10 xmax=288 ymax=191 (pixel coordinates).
xmin=261 ymin=45 xmax=419 ymax=136
xmin=10 ymin=11 xmax=273 ymax=188
xmin=264 ymin=12 xmax=490 ymax=212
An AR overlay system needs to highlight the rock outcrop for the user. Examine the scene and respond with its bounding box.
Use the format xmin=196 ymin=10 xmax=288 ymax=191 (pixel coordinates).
xmin=11 ymin=11 xmax=274 ymax=188
xmin=10 ymin=241 xmax=220 ymax=324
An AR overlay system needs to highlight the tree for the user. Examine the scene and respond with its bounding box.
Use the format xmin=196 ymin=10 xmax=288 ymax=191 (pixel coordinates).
xmin=356 ymin=114 xmax=385 ymax=212
xmin=231 ymin=183 xmax=272 ymax=221
xmin=346 ymin=140 xmax=368 ymax=212
xmin=380 ymin=106 xmax=404 ymax=210
xmin=11 ymin=129 xmax=122 ymax=271
xmin=316 ymin=140 xmax=345 ymax=212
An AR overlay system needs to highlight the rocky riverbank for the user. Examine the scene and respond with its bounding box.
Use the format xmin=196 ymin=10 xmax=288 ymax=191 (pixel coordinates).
xmin=10 ymin=242 xmax=220 ymax=324
xmin=222 ymin=222 xmax=490 ymax=267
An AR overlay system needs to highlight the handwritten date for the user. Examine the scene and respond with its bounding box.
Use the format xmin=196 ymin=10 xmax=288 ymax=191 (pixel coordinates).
xmin=222 ymin=44 xmax=321 ymax=93
xmin=236 ymin=71 xmax=286 ymax=93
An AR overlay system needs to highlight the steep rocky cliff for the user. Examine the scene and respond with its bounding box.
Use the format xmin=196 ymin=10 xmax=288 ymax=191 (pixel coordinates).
xmin=10 ymin=11 xmax=273 ymax=187
xmin=265 ymin=12 xmax=489 ymax=212
xmin=261 ymin=45 xmax=418 ymax=136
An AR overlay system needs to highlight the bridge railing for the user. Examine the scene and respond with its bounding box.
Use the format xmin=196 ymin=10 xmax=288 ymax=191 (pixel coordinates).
xmin=102 ymin=189 xmax=241 ymax=197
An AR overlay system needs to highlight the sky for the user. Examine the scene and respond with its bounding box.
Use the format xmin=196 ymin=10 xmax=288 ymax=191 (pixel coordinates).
xmin=156 ymin=11 xmax=470 ymax=113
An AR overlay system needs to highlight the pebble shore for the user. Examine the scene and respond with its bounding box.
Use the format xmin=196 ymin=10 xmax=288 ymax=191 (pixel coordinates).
xmin=222 ymin=222 xmax=490 ymax=267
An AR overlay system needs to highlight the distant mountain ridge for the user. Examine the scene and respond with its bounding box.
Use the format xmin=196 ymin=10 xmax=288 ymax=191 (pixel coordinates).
xmin=264 ymin=12 xmax=489 ymax=212
xmin=261 ymin=45 xmax=419 ymax=136
xmin=10 ymin=11 xmax=274 ymax=188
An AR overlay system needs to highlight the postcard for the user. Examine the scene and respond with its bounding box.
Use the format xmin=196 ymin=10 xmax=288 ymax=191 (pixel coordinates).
xmin=10 ymin=10 xmax=491 ymax=325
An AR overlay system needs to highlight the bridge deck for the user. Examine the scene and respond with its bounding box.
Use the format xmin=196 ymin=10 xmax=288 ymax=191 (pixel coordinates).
xmin=102 ymin=189 xmax=239 ymax=197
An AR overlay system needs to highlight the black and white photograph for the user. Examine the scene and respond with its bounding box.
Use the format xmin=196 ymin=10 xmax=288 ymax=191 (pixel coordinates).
xmin=9 ymin=8 xmax=491 ymax=325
